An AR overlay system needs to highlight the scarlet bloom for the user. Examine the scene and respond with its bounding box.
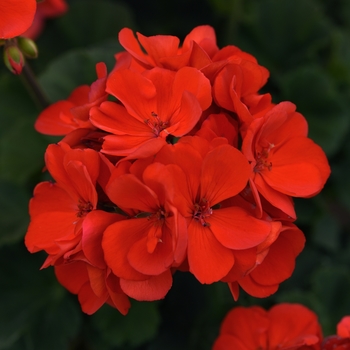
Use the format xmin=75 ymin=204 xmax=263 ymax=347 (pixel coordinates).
xmin=212 ymin=45 xmax=271 ymax=126
xmin=24 ymin=143 xmax=130 ymax=314
xmin=54 ymin=211 xmax=130 ymax=315
xmin=23 ymin=0 xmax=68 ymax=39
xmin=90 ymin=66 xmax=212 ymax=159
xmin=102 ymin=161 xmax=187 ymax=301
xmin=0 ymin=0 xmax=36 ymax=39
xmin=322 ymin=316 xmax=350 ymax=350
xmin=35 ymin=62 xmax=108 ymax=137
xmin=241 ymin=102 xmax=331 ymax=218
xmin=228 ymin=223 xmax=305 ymax=299
xmin=213 ymin=303 xmax=322 ymax=350
xmin=25 ymin=143 xmax=101 ymax=264
xmin=118 ymin=25 xmax=218 ymax=71
xmin=155 ymin=138 xmax=272 ymax=284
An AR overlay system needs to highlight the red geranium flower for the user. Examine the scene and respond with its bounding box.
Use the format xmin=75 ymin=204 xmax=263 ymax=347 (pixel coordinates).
xmin=241 ymin=101 xmax=331 ymax=218
xmin=228 ymin=223 xmax=305 ymax=299
xmin=35 ymin=62 xmax=108 ymax=137
xmin=322 ymin=316 xmax=350 ymax=350
xmin=25 ymin=143 xmax=102 ymax=264
xmin=0 ymin=0 xmax=37 ymax=39
xmin=118 ymin=25 xmax=218 ymax=71
xmin=155 ymin=137 xmax=271 ymax=284
xmin=90 ymin=66 xmax=211 ymax=159
xmin=213 ymin=304 xmax=322 ymax=350
xmin=102 ymin=161 xmax=187 ymax=301
xmin=55 ymin=211 xmax=130 ymax=315
xmin=212 ymin=46 xmax=271 ymax=127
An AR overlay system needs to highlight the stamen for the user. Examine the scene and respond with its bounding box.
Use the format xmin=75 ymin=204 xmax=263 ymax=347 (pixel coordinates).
xmin=254 ymin=143 xmax=274 ymax=173
xmin=77 ymin=200 xmax=93 ymax=218
xmin=193 ymin=198 xmax=212 ymax=227
xmin=144 ymin=111 xmax=169 ymax=136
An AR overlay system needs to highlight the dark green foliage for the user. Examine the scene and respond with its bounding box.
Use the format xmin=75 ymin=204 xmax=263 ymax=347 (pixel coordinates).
xmin=1 ymin=0 xmax=350 ymax=349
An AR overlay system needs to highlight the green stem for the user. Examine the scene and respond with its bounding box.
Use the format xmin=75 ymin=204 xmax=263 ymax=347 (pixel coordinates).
xmin=19 ymin=62 xmax=50 ymax=110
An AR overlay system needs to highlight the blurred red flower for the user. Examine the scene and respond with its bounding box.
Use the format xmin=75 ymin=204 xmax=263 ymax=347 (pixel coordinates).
xmin=213 ymin=304 xmax=322 ymax=350
xmin=0 ymin=0 xmax=37 ymax=39
xmin=322 ymin=316 xmax=350 ymax=350
xmin=23 ymin=0 xmax=68 ymax=39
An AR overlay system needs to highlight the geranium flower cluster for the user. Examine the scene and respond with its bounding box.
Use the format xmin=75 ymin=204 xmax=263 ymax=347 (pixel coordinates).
xmin=213 ymin=303 xmax=350 ymax=350
xmin=24 ymin=25 xmax=331 ymax=315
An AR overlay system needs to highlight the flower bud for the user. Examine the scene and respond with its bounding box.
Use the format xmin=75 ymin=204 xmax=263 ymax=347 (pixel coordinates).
xmin=3 ymin=45 xmax=25 ymax=75
xmin=17 ymin=37 xmax=38 ymax=59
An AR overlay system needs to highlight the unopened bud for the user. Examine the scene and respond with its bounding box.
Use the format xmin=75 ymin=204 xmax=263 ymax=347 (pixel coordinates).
xmin=17 ymin=37 xmax=38 ymax=59
xmin=3 ymin=46 xmax=25 ymax=75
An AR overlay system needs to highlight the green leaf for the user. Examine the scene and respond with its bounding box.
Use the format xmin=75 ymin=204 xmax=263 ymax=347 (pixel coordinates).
xmin=56 ymin=0 xmax=135 ymax=49
xmin=39 ymin=45 xmax=118 ymax=103
xmin=311 ymin=214 xmax=341 ymax=252
xmin=0 ymin=119 xmax=47 ymax=185
xmin=0 ymin=245 xmax=81 ymax=350
xmin=91 ymin=300 xmax=160 ymax=348
xmin=0 ymin=182 xmax=30 ymax=247
xmin=312 ymin=265 xmax=350 ymax=334
xmin=248 ymin=0 xmax=330 ymax=66
xmin=280 ymin=64 xmax=349 ymax=156
xmin=0 ymin=73 xmax=39 ymax=136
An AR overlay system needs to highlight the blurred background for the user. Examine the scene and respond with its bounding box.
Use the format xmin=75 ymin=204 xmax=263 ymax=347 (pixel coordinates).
xmin=1 ymin=0 xmax=350 ymax=349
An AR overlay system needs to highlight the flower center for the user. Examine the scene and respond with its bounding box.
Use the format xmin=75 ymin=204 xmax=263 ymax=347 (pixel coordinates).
xmin=144 ymin=111 xmax=169 ymax=136
xmin=193 ymin=198 xmax=212 ymax=227
xmin=254 ymin=143 xmax=274 ymax=173
xmin=77 ymin=199 xmax=93 ymax=218
xmin=146 ymin=207 xmax=168 ymax=253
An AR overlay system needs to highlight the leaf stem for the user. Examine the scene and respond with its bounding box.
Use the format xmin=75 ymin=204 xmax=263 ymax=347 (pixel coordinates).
xmin=19 ymin=62 xmax=50 ymax=110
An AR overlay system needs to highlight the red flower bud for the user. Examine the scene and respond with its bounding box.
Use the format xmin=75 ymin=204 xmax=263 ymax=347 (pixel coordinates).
xmin=3 ymin=45 xmax=24 ymax=74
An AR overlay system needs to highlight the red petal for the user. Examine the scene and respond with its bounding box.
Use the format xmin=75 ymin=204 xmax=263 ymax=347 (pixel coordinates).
xmin=268 ymin=304 xmax=322 ymax=349
xmin=102 ymin=134 xmax=165 ymax=158
xmin=254 ymin=174 xmax=296 ymax=218
xmin=183 ymin=25 xmax=217 ymax=54
xmin=250 ymin=226 xmax=305 ymax=286
xmin=55 ymin=261 xmax=88 ymax=294
xmin=166 ymin=90 xmax=203 ymax=136
xmin=127 ymin=226 xmax=173 ymax=275
xmin=187 ymin=219 xmax=234 ymax=284
xmin=77 ymin=282 xmax=108 ymax=315
xmin=82 ymin=211 xmax=124 ymax=269
xmin=172 ymin=67 xmax=212 ymax=110
xmin=106 ymin=173 xmax=159 ymax=212
xmin=86 ymin=264 xmax=106 ymax=297
xmin=137 ymin=32 xmax=179 ymax=66
xmin=35 ymin=100 xmax=76 ymax=135
xmin=218 ymin=306 xmax=268 ymax=350
xmin=106 ymin=69 xmax=157 ymax=122
xmin=29 ymin=182 xmax=76 ymax=217
xmin=102 ymin=218 xmax=151 ymax=280
xmin=264 ymin=137 xmax=330 ymax=197
xmin=209 ymin=207 xmax=271 ymax=250
xmin=106 ymin=273 xmax=131 ymax=315
xmin=120 ymin=270 xmax=172 ymax=301
xmin=0 ymin=0 xmax=36 ymax=38
xmin=25 ymin=211 xmax=76 ymax=254
xmin=90 ymin=102 xmax=150 ymax=135
xmin=118 ymin=27 xmax=152 ymax=67
xmin=212 ymin=334 xmax=248 ymax=350
xmin=238 ymin=274 xmax=279 ymax=298
xmin=200 ymin=145 xmax=250 ymax=205
xmin=337 ymin=316 xmax=350 ymax=338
